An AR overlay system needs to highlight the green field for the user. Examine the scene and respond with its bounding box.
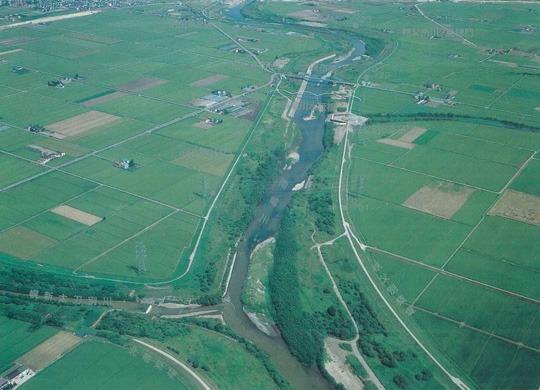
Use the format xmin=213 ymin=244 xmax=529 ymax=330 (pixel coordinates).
xmin=19 ymin=341 xmax=196 ymax=390
xmin=0 ymin=5 xmax=282 ymax=281
xmin=0 ymin=172 xmax=201 ymax=279
xmin=165 ymin=326 xmax=280 ymax=390
xmin=2 ymin=1 xmax=540 ymax=389
xmin=0 ymin=315 xmax=57 ymax=373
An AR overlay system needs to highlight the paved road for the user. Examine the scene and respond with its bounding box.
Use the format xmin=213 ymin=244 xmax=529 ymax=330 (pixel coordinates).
xmin=336 ymin=46 xmax=471 ymax=390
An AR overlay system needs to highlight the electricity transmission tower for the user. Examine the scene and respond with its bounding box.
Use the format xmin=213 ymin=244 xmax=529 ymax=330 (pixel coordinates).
xmin=136 ymin=242 xmax=147 ymax=274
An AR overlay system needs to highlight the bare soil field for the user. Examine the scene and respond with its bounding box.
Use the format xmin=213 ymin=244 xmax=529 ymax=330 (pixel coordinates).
xmin=51 ymin=205 xmax=103 ymax=226
xmin=16 ymin=331 xmax=82 ymax=371
xmin=115 ymin=77 xmax=169 ymax=92
xmin=403 ymin=182 xmax=474 ymax=219
xmin=424 ymin=101 xmax=441 ymax=108
xmin=82 ymin=91 xmax=126 ymax=107
xmin=489 ymin=190 xmax=540 ymax=226
xmin=398 ymin=126 xmax=427 ymax=143
xmin=324 ymin=338 xmax=364 ymax=390
xmin=236 ymin=98 xmax=264 ymax=121
xmin=190 ymin=74 xmax=229 ymax=87
xmin=376 ymin=138 xmax=415 ymax=150
xmin=46 ymin=111 xmax=120 ymax=137
xmin=272 ymin=57 xmax=290 ymax=69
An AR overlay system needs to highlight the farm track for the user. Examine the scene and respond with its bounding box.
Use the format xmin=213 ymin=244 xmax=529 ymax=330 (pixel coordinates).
xmin=313 ymin=242 xmax=385 ymax=390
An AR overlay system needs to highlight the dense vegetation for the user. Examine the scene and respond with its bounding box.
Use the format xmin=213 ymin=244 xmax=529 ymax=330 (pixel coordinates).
xmin=322 ymin=121 xmax=336 ymax=151
xmin=269 ymin=209 xmax=354 ymax=368
xmin=0 ymin=293 xmax=101 ymax=330
xmin=308 ymin=121 xmax=337 ymax=236
xmin=269 ymin=210 xmax=321 ymax=366
xmin=339 ymin=280 xmax=433 ymax=388
xmin=184 ymin=318 xmax=293 ymax=390
xmin=192 ymin=146 xmax=286 ymax=295
xmin=98 ymin=312 xmax=292 ymax=390
xmin=97 ymin=311 xmax=190 ymax=340
xmin=362 ymin=35 xmax=386 ymax=58
xmin=0 ymin=261 xmax=129 ymax=300
xmin=308 ymin=192 xmax=336 ymax=235
xmin=366 ymin=112 xmax=540 ymax=133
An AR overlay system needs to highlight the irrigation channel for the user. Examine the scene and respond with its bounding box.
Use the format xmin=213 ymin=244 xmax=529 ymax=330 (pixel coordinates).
xmin=220 ymin=3 xmax=366 ymax=389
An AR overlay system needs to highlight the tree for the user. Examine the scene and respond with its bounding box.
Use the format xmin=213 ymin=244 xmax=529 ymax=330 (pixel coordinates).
xmin=393 ymin=375 xmax=408 ymax=389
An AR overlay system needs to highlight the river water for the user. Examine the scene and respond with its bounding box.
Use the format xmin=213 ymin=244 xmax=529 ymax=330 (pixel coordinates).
xmin=221 ymin=3 xmax=365 ymax=389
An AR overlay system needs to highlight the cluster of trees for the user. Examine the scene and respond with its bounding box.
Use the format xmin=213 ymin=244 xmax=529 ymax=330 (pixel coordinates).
xmin=313 ymin=305 xmax=355 ymax=340
xmin=269 ymin=209 xmax=355 ymax=372
xmin=97 ymin=311 xmax=190 ymax=341
xmin=239 ymin=147 xmax=286 ymax=208
xmin=415 ymin=369 xmax=433 ymax=382
xmin=0 ymin=262 xmax=130 ymax=300
xmin=366 ymin=112 xmax=540 ymax=133
xmin=196 ymin=260 xmax=217 ymax=292
xmin=197 ymin=294 xmax=221 ymax=306
xmin=269 ymin=209 xmax=322 ymax=366
xmin=0 ymin=293 xmax=99 ymax=330
xmin=341 ymin=281 xmax=386 ymax=337
xmin=362 ymin=35 xmax=386 ymax=58
xmin=393 ymin=375 xmax=409 ymax=389
xmin=308 ymin=192 xmax=336 ymax=236
xmin=322 ymin=122 xmax=336 ymax=151
xmin=103 ymin=314 xmax=292 ymax=390
xmin=193 ymin=146 xmax=286 ymax=295
xmin=192 ymin=144 xmax=279 ymax=294
xmin=340 ymin=280 xmax=434 ymax=386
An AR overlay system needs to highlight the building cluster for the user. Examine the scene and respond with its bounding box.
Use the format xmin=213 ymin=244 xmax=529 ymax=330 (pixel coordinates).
xmin=329 ymin=112 xmax=368 ymax=126
xmin=0 ymin=0 xmax=151 ymax=13
xmin=425 ymin=83 xmax=442 ymax=91
xmin=235 ymin=36 xmax=260 ymax=43
xmin=0 ymin=366 xmax=33 ymax=389
xmin=211 ymin=99 xmax=249 ymax=116
xmin=200 ymin=117 xmax=222 ymax=125
xmin=28 ymin=145 xmax=65 ymax=164
xmin=48 ymin=80 xmax=65 ymax=88
xmin=487 ymin=48 xmax=512 ymax=55
xmin=114 ymin=158 xmax=134 ymax=169
xmin=26 ymin=124 xmax=45 ymax=133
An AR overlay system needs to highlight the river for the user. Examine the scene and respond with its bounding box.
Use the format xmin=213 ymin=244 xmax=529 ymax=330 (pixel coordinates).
xmin=220 ymin=3 xmax=365 ymax=389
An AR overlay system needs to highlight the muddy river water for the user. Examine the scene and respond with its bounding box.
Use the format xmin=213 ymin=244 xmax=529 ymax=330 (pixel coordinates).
xmin=221 ymin=4 xmax=365 ymax=389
